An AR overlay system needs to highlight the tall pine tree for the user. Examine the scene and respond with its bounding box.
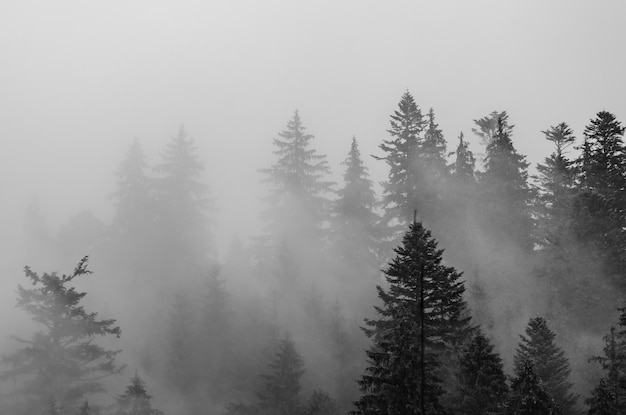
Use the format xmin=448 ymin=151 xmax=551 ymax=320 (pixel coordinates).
xmin=353 ymin=221 xmax=471 ymax=415
xmin=513 ymin=317 xmax=577 ymax=413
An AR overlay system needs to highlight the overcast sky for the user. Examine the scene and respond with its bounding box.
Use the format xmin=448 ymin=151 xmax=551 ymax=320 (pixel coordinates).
xmin=2 ymin=0 xmax=626 ymax=259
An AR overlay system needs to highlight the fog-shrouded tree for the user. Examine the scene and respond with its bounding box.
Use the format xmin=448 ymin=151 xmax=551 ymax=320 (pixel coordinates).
xmin=154 ymin=125 xmax=214 ymax=276
xmin=452 ymin=132 xmax=476 ymax=185
xmin=333 ymin=136 xmax=380 ymax=267
xmin=113 ymin=372 xmax=163 ymax=415
xmin=0 ymin=257 xmax=122 ymax=415
xmin=590 ymin=307 xmax=626 ymax=411
xmin=257 ymin=333 xmax=305 ymax=415
xmin=166 ymin=291 xmax=196 ymax=400
xmin=418 ymin=108 xmax=448 ymax=219
xmin=353 ymin=221 xmax=472 ymax=415
xmin=477 ymin=113 xmax=534 ymax=252
xmin=304 ymin=390 xmax=340 ymax=415
xmin=573 ymin=111 xmax=626 ymax=293
xmin=513 ymin=317 xmax=577 ymax=413
xmin=261 ymin=110 xmax=334 ymax=243
xmin=586 ymin=378 xmax=618 ymax=415
xmin=377 ymin=91 xmax=427 ymax=235
xmin=505 ymin=360 xmax=560 ymax=415
xmin=456 ymin=331 xmax=508 ymax=415
xmin=472 ymin=110 xmax=513 ymax=146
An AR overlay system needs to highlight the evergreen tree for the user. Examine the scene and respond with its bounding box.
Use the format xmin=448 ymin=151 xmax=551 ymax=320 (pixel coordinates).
xmin=505 ymin=360 xmax=560 ymax=415
xmin=304 ymin=391 xmax=340 ymax=415
xmin=261 ymin=111 xmax=334 ymax=241
xmin=111 ymin=138 xmax=154 ymax=237
xmin=590 ymin=307 xmax=626 ymax=410
xmin=154 ymin=125 xmax=213 ymax=274
xmin=472 ymin=110 xmax=512 ymax=146
xmin=166 ymin=291 xmax=196 ymax=399
xmin=333 ymin=137 xmax=380 ymax=266
xmin=257 ymin=333 xmax=305 ymax=415
xmin=586 ymin=378 xmax=618 ymax=415
xmin=457 ymin=331 xmax=508 ymax=415
xmin=353 ymin=221 xmax=472 ymax=415
xmin=513 ymin=317 xmax=577 ymax=413
xmin=573 ymin=111 xmax=626 ymax=292
xmin=0 ymin=258 xmax=122 ymax=414
xmin=452 ymin=132 xmax=476 ymax=184
xmin=114 ymin=372 xmax=163 ymax=415
xmin=535 ymin=123 xmax=577 ymax=249
xmin=377 ymin=91 xmax=427 ymax=232
xmin=476 ymin=113 xmax=534 ymax=252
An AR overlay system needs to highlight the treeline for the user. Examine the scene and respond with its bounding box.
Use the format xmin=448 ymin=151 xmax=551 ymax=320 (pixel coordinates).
xmin=3 ymin=90 xmax=626 ymax=414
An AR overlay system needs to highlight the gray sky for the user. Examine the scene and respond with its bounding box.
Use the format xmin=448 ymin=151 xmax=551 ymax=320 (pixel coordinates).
xmin=2 ymin=0 xmax=626 ymax=257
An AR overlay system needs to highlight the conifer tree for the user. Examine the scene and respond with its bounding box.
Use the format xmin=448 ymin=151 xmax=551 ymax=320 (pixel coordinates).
xmin=452 ymin=132 xmax=476 ymax=184
xmin=513 ymin=317 xmax=577 ymax=413
xmin=261 ymin=111 xmax=334 ymax=241
xmin=505 ymin=360 xmax=560 ymax=415
xmin=472 ymin=110 xmax=512 ymax=146
xmin=586 ymin=378 xmax=618 ymax=415
xmin=476 ymin=113 xmax=534 ymax=252
xmin=112 ymin=138 xmax=154 ymax=237
xmin=166 ymin=292 xmax=196 ymax=398
xmin=304 ymin=391 xmax=340 ymax=415
xmin=114 ymin=372 xmax=163 ymax=415
xmin=353 ymin=221 xmax=472 ymax=415
xmin=377 ymin=91 xmax=427 ymax=232
xmin=154 ymin=125 xmax=213 ymax=273
xmin=457 ymin=331 xmax=508 ymax=415
xmin=334 ymin=137 xmax=379 ymax=266
xmin=257 ymin=333 xmax=305 ymax=415
xmin=0 ymin=258 xmax=122 ymax=414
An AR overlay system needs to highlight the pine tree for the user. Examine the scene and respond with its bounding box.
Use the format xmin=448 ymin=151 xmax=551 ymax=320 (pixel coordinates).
xmin=111 ymin=138 xmax=154 ymax=237
xmin=261 ymin=111 xmax=334 ymax=241
xmin=154 ymin=125 xmax=213 ymax=274
xmin=456 ymin=331 xmax=508 ymax=415
xmin=505 ymin=360 xmax=560 ymax=415
xmin=377 ymin=91 xmax=427 ymax=232
xmin=0 ymin=258 xmax=122 ymax=414
xmin=257 ymin=333 xmax=305 ymax=415
xmin=586 ymin=378 xmax=618 ymax=415
xmin=334 ymin=137 xmax=380 ymax=266
xmin=590 ymin=307 xmax=626 ymax=411
xmin=472 ymin=110 xmax=512 ymax=146
xmin=114 ymin=372 xmax=163 ymax=415
xmin=304 ymin=391 xmax=340 ymax=415
xmin=477 ymin=113 xmax=534 ymax=252
xmin=452 ymin=132 xmax=476 ymax=184
xmin=353 ymin=221 xmax=472 ymax=415
xmin=513 ymin=317 xmax=577 ymax=413
xmin=166 ymin=291 xmax=196 ymax=398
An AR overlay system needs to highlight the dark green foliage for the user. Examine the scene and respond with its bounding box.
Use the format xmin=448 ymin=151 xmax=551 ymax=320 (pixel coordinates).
xmin=457 ymin=331 xmax=508 ymax=415
xmin=477 ymin=113 xmax=533 ymax=252
xmin=304 ymin=391 xmax=340 ymax=415
xmin=377 ymin=91 xmax=426 ymax=230
xmin=113 ymin=372 xmax=163 ymax=415
xmin=0 ymin=258 xmax=122 ymax=414
xmin=586 ymin=378 xmax=618 ymax=415
xmin=261 ymin=110 xmax=334 ymax=239
xmin=513 ymin=317 xmax=577 ymax=413
xmin=354 ymin=221 xmax=472 ymax=415
xmin=505 ymin=360 xmax=560 ymax=415
xmin=257 ymin=333 xmax=305 ymax=415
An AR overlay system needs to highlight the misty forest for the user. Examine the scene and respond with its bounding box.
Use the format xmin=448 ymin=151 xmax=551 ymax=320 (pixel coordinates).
xmin=3 ymin=89 xmax=626 ymax=415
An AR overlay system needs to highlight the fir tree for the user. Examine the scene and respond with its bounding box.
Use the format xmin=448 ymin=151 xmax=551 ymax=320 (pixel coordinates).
xmin=457 ymin=331 xmax=508 ymax=415
xmin=114 ymin=372 xmax=163 ymax=415
xmin=304 ymin=391 xmax=340 ymax=415
xmin=472 ymin=110 xmax=512 ymax=146
xmin=166 ymin=291 xmax=196 ymax=398
xmin=452 ymin=132 xmax=476 ymax=184
xmin=261 ymin=111 xmax=334 ymax=241
xmin=0 ymin=258 xmax=122 ymax=414
xmin=586 ymin=378 xmax=618 ymax=415
xmin=513 ymin=317 xmax=577 ymax=413
xmin=377 ymin=91 xmax=427 ymax=232
xmin=477 ymin=113 xmax=534 ymax=252
xmin=334 ymin=137 xmax=380 ymax=266
xmin=505 ymin=360 xmax=560 ymax=415
xmin=154 ymin=125 xmax=213 ymax=274
xmin=353 ymin=221 xmax=472 ymax=415
xmin=257 ymin=333 xmax=305 ymax=415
